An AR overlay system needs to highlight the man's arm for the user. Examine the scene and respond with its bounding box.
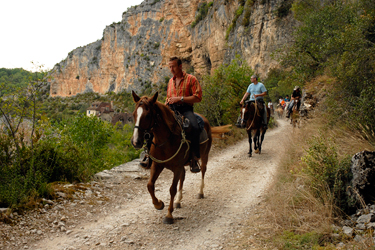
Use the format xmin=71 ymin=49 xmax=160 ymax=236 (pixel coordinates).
xmin=166 ymin=95 xmax=200 ymax=105
xmin=240 ymin=92 xmax=250 ymax=105
xmin=254 ymin=91 xmax=267 ymax=99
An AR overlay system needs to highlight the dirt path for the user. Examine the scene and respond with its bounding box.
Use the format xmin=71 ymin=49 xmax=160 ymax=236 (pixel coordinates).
xmin=1 ymin=119 xmax=290 ymax=250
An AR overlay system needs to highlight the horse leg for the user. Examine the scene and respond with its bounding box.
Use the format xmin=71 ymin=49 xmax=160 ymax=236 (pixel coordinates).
xmin=147 ymin=166 xmax=164 ymax=211
xmin=163 ymin=169 xmax=183 ymax=224
xmin=248 ymin=132 xmax=252 ymax=157
xmin=174 ymin=167 xmax=185 ymax=209
xmin=254 ymin=130 xmax=260 ymax=154
xmin=197 ymin=153 xmax=208 ymax=199
xmin=259 ymin=130 xmax=266 ymax=154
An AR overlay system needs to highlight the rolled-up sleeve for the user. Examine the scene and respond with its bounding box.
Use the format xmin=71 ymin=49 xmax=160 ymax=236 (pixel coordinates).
xmin=190 ymin=76 xmax=202 ymax=101
xmin=261 ymin=83 xmax=267 ymax=93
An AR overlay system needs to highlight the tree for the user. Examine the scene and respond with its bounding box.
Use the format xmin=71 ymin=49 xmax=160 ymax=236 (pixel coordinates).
xmin=197 ymin=55 xmax=253 ymax=126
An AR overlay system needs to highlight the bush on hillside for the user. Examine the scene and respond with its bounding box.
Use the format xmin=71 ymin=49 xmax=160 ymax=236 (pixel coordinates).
xmin=274 ymin=0 xmax=375 ymax=143
xmin=196 ymin=55 xmax=254 ymax=126
xmin=300 ymin=134 xmax=355 ymax=214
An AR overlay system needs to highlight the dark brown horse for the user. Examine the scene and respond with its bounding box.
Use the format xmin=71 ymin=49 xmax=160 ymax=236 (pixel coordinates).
xmin=290 ymin=99 xmax=300 ymax=128
xmin=240 ymin=100 xmax=270 ymax=156
xmin=131 ymin=91 xmax=230 ymax=224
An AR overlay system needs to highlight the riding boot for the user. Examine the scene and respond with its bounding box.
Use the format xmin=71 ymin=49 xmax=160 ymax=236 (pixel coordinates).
xmin=139 ymin=134 xmax=153 ymax=169
xmin=140 ymin=155 xmax=152 ymax=169
xmin=190 ymin=147 xmax=201 ymax=173
xmin=190 ymin=156 xmax=200 ymax=173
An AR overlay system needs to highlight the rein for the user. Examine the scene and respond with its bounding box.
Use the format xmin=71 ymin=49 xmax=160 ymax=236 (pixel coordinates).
xmin=246 ymin=102 xmax=261 ymax=131
xmin=143 ymin=109 xmax=190 ymax=164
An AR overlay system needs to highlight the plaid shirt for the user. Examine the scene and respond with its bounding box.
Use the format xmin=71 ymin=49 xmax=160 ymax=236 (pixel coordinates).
xmin=166 ymin=71 xmax=202 ymax=105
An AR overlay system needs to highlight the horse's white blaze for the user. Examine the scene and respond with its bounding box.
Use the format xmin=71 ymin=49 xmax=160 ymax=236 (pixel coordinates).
xmin=241 ymin=107 xmax=245 ymax=123
xmin=132 ymin=107 xmax=143 ymax=141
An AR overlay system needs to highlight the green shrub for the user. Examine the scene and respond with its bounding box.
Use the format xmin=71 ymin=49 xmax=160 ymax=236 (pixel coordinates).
xmin=280 ymin=0 xmax=375 ymax=143
xmin=300 ymin=134 xmax=355 ymax=213
xmin=191 ymin=2 xmax=214 ymax=28
xmin=276 ymin=0 xmax=293 ymax=19
xmin=264 ymin=68 xmax=296 ymax=103
xmin=226 ymin=4 xmax=245 ymax=40
xmin=242 ymin=0 xmax=255 ymax=26
xmin=197 ymin=55 xmax=254 ymax=126
xmin=276 ymin=231 xmax=324 ymax=249
xmin=0 ymin=112 xmax=140 ymax=208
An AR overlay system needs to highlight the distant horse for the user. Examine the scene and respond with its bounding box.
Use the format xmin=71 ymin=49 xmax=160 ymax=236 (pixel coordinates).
xmin=283 ymin=101 xmax=290 ymax=118
xmin=240 ymin=100 xmax=270 ymax=156
xmin=131 ymin=91 xmax=230 ymax=224
xmin=275 ymin=104 xmax=283 ymax=119
xmin=290 ymin=100 xmax=300 ymax=128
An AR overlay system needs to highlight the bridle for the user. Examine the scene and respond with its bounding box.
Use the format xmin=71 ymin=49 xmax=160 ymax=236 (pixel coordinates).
xmin=134 ymin=100 xmax=157 ymax=145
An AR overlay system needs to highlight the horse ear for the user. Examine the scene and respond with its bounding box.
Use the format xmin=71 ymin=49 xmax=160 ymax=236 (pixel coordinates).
xmin=132 ymin=90 xmax=140 ymax=103
xmin=150 ymin=92 xmax=158 ymax=104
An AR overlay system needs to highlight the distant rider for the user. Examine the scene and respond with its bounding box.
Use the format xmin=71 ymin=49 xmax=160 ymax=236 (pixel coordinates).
xmin=286 ymin=86 xmax=301 ymax=118
xmin=239 ymin=75 xmax=268 ymax=129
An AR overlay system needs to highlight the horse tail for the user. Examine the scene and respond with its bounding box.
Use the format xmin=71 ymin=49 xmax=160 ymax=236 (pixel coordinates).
xmin=211 ymin=125 xmax=232 ymax=139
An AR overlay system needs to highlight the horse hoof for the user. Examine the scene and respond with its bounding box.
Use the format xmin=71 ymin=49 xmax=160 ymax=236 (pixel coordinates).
xmin=163 ymin=217 xmax=174 ymax=224
xmin=155 ymin=200 xmax=164 ymax=210
xmin=197 ymin=193 xmax=204 ymax=199
xmin=174 ymin=202 xmax=181 ymax=209
xmin=254 ymin=149 xmax=259 ymax=154
xmin=248 ymin=154 xmax=252 ymax=157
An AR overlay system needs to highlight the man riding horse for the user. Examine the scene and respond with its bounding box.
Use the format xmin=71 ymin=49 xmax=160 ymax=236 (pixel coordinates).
xmin=140 ymin=57 xmax=202 ymax=173
xmin=239 ymin=75 xmax=268 ymax=129
xmin=286 ymin=86 xmax=301 ymax=118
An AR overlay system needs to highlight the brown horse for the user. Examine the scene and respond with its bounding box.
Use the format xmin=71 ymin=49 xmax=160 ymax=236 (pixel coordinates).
xmin=275 ymin=104 xmax=284 ymax=119
xmin=240 ymin=100 xmax=270 ymax=156
xmin=131 ymin=91 xmax=230 ymax=224
xmin=290 ymin=99 xmax=300 ymax=128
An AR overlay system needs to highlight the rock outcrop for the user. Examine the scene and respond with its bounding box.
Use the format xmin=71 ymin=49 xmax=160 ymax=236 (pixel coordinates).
xmin=50 ymin=0 xmax=297 ymax=97
xmin=348 ymin=151 xmax=375 ymax=205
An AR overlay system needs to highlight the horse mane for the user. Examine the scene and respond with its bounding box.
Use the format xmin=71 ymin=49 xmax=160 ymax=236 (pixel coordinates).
xmin=154 ymin=101 xmax=181 ymax=135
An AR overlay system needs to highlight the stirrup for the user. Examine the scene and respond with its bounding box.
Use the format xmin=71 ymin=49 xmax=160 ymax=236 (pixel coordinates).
xmin=190 ymin=158 xmax=201 ymax=173
xmin=140 ymin=156 xmax=151 ymax=169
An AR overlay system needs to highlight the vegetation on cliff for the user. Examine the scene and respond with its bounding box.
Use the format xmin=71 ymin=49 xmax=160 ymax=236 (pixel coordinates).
xmin=191 ymin=1 xmax=214 ymax=28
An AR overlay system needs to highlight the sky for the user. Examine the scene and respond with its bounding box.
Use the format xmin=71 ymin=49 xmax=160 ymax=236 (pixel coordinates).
xmin=0 ymin=0 xmax=144 ymax=71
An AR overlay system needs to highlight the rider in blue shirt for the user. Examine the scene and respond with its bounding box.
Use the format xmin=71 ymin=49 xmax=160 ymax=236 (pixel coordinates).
xmin=238 ymin=75 xmax=268 ymax=129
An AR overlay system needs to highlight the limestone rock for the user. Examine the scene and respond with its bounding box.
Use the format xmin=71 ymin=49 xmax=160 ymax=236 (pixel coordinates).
xmin=50 ymin=0 xmax=296 ymax=97
xmin=348 ymin=151 xmax=375 ymax=205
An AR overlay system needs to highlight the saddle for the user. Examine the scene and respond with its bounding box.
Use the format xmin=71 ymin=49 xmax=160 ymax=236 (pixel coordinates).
xmin=245 ymin=99 xmax=267 ymax=117
xmin=177 ymin=113 xmax=208 ymax=144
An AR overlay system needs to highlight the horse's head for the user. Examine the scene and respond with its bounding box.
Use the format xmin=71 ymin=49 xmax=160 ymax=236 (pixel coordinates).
xmin=131 ymin=91 xmax=158 ymax=149
xmin=292 ymin=99 xmax=299 ymax=111
xmin=240 ymin=101 xmax=254 ymax=128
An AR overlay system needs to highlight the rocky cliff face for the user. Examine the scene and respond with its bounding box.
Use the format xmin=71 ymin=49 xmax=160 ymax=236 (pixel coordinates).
xmin=50 ymin=0 xmax=297 ymax=97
